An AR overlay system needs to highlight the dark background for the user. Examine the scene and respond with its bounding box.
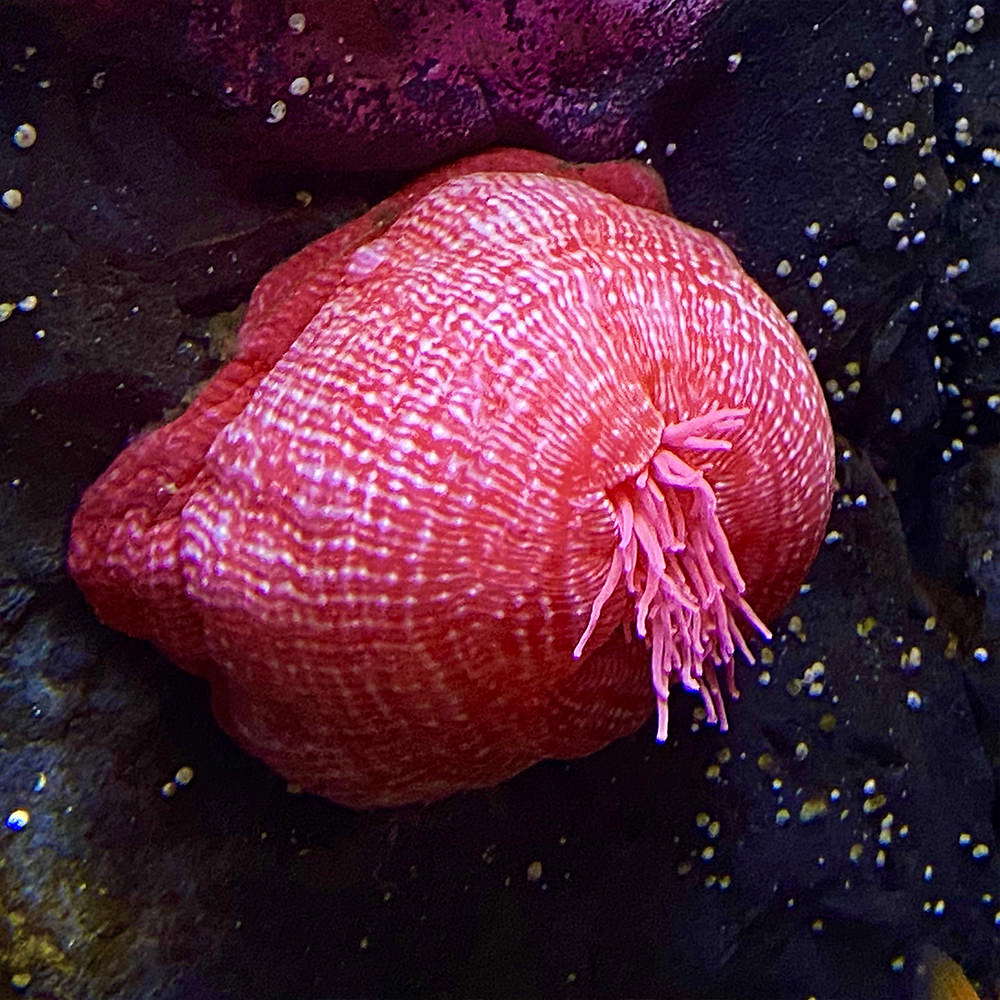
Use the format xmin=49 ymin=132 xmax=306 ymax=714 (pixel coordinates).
xmin=2 ymin=1 xmax=999 ymax=997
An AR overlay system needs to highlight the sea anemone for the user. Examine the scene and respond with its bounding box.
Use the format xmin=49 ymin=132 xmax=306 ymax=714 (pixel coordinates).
xmin=68 ymin=149 xmax=834 ymax=808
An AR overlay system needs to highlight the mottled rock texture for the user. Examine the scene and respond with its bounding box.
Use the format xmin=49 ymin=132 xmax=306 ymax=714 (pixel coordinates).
xmin=41 ymin=0 xmax=726 ymax=172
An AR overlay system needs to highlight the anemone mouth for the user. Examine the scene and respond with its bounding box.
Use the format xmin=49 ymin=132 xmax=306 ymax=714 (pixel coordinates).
xmin=574 ymin=407 xmax=770 ymax=740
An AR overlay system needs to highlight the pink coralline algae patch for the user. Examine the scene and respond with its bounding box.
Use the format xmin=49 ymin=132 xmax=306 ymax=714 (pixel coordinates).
xmin=68 ymin=148 xmax=834 ymax=808
xmin=50 ymin=0 xmax=726 ymax=171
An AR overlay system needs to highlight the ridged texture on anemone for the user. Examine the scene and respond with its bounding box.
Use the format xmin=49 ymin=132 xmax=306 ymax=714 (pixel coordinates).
xmin=69 ymin=149 xmax=834 ymax=808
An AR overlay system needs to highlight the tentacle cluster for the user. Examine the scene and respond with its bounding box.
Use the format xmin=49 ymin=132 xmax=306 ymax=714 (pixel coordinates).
xmin=574 ymin=408 xmax=770 ymax=738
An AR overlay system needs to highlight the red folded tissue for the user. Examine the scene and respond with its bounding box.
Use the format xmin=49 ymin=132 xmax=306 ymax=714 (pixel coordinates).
xmin=69 ymin=149 xmax=834 ymax=808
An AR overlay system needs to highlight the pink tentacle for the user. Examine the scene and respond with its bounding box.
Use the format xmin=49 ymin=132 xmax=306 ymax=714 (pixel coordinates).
xmin=575 ymin=406 xmax=768 ymax=740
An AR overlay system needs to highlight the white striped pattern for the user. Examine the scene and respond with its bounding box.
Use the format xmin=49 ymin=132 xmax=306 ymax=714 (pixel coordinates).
xmin=69 ymin=166 xmax=834 ymax=807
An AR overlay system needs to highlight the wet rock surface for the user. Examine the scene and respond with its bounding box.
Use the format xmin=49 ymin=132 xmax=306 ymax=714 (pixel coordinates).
xmin=38 ymin=0 xmax=726 ymax=174
xmin=2 ymin=1 xmax=1000 ymax=998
